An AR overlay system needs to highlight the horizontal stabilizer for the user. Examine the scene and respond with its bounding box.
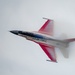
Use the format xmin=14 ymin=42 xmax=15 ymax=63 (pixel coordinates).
xmin=66 ymin=38 xmax=75 ymax=42
xmin=58 ymin=33 xmax=67 ymax=40
xmin=59 ymin=47 xmax=69 ymax=58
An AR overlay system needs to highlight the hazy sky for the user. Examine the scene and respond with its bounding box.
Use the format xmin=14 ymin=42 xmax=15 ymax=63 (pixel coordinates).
xmin=1 ymin=0 xmax=75 ymax=75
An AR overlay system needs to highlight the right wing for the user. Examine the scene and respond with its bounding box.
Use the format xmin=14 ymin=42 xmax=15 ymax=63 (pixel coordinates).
xmin=39 ymin=44 xmax=57 ymax=62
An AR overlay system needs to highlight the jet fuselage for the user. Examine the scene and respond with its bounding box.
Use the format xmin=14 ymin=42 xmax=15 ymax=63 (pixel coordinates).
xmin=10 ymin=30 xmax=68 ymax=48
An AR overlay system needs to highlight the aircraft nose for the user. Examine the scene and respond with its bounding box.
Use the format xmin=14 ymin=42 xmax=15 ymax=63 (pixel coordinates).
xmin=10 ymin=30 xmax=19 ymax=35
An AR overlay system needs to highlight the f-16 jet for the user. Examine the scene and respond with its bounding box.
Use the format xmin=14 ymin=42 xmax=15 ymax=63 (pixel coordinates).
xmin=10 ymin=18 xmax=75 ymax=62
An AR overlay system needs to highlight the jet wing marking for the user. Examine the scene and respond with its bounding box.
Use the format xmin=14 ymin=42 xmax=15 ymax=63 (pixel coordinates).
xmin=39 ymin=44 xmax=57 ymax=62
xmin=38 ymin=19 xmax=53 ymax=35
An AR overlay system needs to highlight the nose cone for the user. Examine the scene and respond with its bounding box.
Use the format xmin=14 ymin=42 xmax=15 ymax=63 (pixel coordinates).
xmin=10 ymin=30 xmax=19 ymax=35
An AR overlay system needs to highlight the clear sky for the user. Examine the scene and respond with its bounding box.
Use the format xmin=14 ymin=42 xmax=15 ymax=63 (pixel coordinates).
xmin=0 ymin=0 xmax=75 ymax=75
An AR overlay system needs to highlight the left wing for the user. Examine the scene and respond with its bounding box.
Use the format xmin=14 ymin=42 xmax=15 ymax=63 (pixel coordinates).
xmin=38 ymin=19 xmax=53 ymax=35
xmin=39 ymin=44 xmax=57 ymax=62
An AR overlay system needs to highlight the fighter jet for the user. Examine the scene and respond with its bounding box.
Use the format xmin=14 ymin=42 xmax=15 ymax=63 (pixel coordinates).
xmin=10 ymin=18 xmax=75 ymax=62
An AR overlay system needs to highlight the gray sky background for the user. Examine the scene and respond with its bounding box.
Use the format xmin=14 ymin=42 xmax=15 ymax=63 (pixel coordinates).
xmin=1 ymin=0 xmax=75 ymax=75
